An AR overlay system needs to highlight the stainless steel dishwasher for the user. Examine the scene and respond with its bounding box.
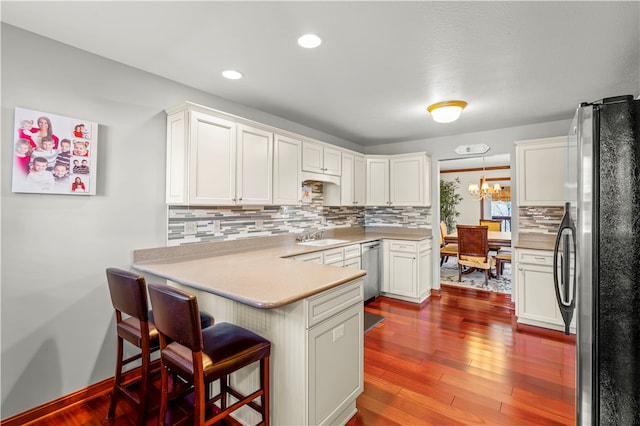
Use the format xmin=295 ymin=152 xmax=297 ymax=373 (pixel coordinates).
xmin=361 ymin=241 xmax=381 ymax=303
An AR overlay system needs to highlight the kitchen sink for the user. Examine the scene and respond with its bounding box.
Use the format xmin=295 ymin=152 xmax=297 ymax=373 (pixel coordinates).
xmin=297 ymin=239 xmax=349 ymax=247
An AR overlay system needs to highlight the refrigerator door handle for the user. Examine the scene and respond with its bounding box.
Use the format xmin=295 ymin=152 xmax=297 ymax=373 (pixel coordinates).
xmin=553 ymin=202 xmax=577 ymax=335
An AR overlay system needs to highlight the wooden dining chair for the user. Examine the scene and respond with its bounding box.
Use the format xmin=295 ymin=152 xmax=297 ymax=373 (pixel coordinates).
xmin=456 ymin=225 xmax=496 ymax=287
xmin=439 ymin=222 xmax=458 ymax=266
xmin=148 ymin=283 xmax=271 ymax=426
xmin=479 ymin=219 xmax=502 ymax=231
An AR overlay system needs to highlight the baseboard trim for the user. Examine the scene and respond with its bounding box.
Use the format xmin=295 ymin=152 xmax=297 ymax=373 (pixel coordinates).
xmin=0 ymin=362 xmax=158 ymax=426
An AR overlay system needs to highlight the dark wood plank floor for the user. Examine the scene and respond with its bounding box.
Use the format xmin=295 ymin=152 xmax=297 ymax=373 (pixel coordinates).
xmin=348 ymin=286 xmax=576 ymax=426
xmin=11 ymin=286 xmax=576 ymax=425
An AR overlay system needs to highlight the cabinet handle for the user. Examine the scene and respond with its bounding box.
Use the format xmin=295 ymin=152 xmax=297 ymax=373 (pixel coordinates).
xmin=518 ymin=267 xmax=523 ymax=271
xmin=534 ymin=257 xmax=546 ymax=261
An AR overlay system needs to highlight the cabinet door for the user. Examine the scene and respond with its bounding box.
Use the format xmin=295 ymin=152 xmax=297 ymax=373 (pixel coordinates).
xmin=189 ymin=111 xmax=236 ymax=205
xmin=307 ymin=304 xmax=363 ymax=425
xmin=166 ymin=110 xmax=187 ymax=204
xmin=323 ymin=146 xmax=342 ymax=176
xmin=388 ymin=251 xmax=417 ymax=297
xmin=339 ymin=152 xmax=355 ymax=206
xmin=353 ymin=154 xmax=366 ymax=206
xmin=516 ymin=262 xmax=563 ymax=326
xmin=273 ymin=134 xmax=302 ymax=205
xmin=418 ymin=245 xmax=432 ymax=298
xmin=516 ymin=137 xmax=567 ymax=206
xmin=237 ymin=125 xmax=273 ymax=205
xmin=366 ymin=158 xmax=389 ymax=206
xmin=390 ymin=155 xmax=424 ymax=206
xmin=302 ymin=141 xmax=324 ymax=173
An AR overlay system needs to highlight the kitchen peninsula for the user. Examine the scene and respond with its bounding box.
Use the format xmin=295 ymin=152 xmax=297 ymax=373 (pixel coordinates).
xmin=132 ymin=227 xmax=430 ymax=425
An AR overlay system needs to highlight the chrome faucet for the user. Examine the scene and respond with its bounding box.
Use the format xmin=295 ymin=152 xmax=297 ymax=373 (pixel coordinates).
xmin=297 ymin=229 xmax=324 ymax=242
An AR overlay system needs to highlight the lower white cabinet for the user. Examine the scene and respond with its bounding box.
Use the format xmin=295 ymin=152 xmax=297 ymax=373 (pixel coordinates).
xmin=307 ymin=297 xmax=363 ymax=425
xmin=515 ymin=248 xmax=575 ymax=333
xmin=294 ymin=244 xmax=361 ymax=269
xmin=382 ymin=239 xmax=431 ymax=303
xmin=175 ymin=278 xmax=364 ymax=426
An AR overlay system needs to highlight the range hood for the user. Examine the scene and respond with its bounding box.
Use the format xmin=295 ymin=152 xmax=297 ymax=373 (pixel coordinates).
xmin=301 ymin=171 xmax=340 ymax=186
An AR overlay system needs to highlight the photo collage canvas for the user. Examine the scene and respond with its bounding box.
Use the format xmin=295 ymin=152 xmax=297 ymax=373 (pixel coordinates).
xmin=12 ymin=107 xmax=98 ymax=195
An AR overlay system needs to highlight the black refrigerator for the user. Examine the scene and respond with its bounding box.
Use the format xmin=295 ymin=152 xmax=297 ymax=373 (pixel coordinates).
xmin=554 ymin=95 xmax=640 ymax=425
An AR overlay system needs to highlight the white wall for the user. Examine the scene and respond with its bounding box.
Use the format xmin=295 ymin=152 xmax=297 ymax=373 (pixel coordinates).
xmin=1 ymin=23 xmax=574 ymax=417
xmin=0 ymin=24 xmax=359 ymax=418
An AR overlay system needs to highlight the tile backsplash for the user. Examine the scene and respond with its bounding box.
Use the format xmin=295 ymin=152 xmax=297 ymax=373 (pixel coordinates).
xmin=518 ymin=206 xmax=564 ymax=234
xmin=168 ymin=181 xmax=431 ymax=245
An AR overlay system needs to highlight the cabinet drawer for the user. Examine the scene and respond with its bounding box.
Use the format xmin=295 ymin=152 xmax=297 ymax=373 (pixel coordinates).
xmin=305 ymin=279 xmax=363 ymax=329
xmin=517 ymin=249 xmax=554 ymax=266
xmin=388 ymin=241 xmax=417 ymax=253
xmin=295 ymin=252 xmax=324 ymax=264
xmin=323 ymin=247 xmax=344 ymax=264
xmin=343 ymin=257 xmax=361 ymax=269
xmin=343 ymin=244 xmax=361 ymax=259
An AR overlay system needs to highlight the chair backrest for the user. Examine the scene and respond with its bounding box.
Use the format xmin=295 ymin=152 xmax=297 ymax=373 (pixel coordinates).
xmin=457 ymin=225 xmax=489 ymax=261
xmin=479 ymin=219 xmax=502 ymax=231
xmin=148 ymin=283 xmax=203 ymax=352
xmin=106 ymin=267 xmax=150 ymax=321
xmin=439 ymin=222 xmax=448 ymax=246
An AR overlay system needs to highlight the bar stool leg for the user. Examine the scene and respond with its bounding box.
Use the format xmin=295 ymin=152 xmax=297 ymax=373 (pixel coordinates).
xmin=107 ymin=335 xmax=124 ymax=419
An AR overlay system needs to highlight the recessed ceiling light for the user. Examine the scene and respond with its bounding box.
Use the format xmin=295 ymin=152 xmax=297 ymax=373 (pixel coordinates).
xmin=298 ymin=34 xmax=322 ymax=49
xmin=222 ymin=70 xmax=243 ymax=80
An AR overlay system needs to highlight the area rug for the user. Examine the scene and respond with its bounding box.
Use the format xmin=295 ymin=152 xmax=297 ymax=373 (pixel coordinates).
xmin=363 ymin=312 xmax=385 ymax=333
xmin=440 ymin=257 xmax=512 ymax=294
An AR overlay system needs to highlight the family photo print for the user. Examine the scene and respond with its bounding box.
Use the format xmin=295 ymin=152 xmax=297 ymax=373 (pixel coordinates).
xmin=12 ymin=107 xmax=98 ymax=195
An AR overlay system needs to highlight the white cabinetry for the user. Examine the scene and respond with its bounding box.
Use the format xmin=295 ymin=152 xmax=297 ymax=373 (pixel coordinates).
xmin=365 ymin=157 xmax=389 ymax=206
xmin=273 ymin=134 xmax=302 ymax=205
xmin=305 ymin=280 xmax=363 ymax=425
xmin=515 ymin=248 xmax=575 ymax=333
xmin=382 ymin=239 xmax=432 ymax=303
xmin=178 ymin=278 xmax=364 ymax=426
xmin=325 ymin=152 xmax=365 ymax=207
xmin=302 ymin=140 xmax=342 ymax=176
xmin=515 ymin=136 xmax=568 ymax=206
xmin=365 ymin=153 xmax=431 ymax=207
xmin=165 ymin=103 xmax=273 ymax=205
xmin=294 ymin=244 xmax=362 ymax=270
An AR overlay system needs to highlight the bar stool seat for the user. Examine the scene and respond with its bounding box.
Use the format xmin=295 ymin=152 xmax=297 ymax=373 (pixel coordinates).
xmin=105 ymin=268 xmax=213 ymax=425
xmin=148 ymin=282 xmax=271 ymax=426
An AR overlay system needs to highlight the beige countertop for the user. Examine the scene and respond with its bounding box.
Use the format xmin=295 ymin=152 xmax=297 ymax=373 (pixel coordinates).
xmin=132 ymin=226 xmax=431 ymax=309
xmin=513 ymin=232 xmax=557 ymax=251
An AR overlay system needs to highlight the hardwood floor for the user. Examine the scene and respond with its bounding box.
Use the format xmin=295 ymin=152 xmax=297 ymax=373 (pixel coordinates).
xmin=348 ymin=286 xmax=576 ymax=426
xmin=5 ymin=286 xmax=576 ymax=425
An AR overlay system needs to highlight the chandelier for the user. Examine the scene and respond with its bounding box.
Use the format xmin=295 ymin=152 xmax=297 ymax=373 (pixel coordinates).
xmin=468 ymin=157 xmax=502 ymax=201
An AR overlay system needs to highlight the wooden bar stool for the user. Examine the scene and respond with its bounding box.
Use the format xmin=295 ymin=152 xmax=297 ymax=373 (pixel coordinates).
xmin=105 ymin=268 xmax=212 ymax=425
xmin=148 ymin=282 xmax=271 ymax=426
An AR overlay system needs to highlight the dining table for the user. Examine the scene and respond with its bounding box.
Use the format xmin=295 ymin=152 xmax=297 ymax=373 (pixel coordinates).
xmin=444 ymin=231 xmax=512 ymax=248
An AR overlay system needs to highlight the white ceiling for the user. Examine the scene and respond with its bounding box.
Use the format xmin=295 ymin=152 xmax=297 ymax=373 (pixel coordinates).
xmin=2 ymin=1 xmax=639 ymax=147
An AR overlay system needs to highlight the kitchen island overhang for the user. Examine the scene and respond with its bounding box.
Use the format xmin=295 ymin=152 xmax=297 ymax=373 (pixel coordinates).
xmin=132 ymin=238 xmax=366 ymax=426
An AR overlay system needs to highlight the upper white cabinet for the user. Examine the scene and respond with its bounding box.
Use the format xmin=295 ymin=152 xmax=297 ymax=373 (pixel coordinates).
xmin=273 ymin=134 xmax=302 ymax=205
xmin=236 ymin=124 xmax=273 ymax=205
xmin=302 ymin=140 xmax=342 ymax=176
xmin=366 ymin=153 xmax=431 ymax=207
xmin=366 ymin=157 xmax=390 ymax=206
xmin=325 ymin=152 xmax=365 ymax=206
xmin=166 ymin=103 xmax=273 ymax=205
xmin=515 ymin=136 xmax=567 ymax=206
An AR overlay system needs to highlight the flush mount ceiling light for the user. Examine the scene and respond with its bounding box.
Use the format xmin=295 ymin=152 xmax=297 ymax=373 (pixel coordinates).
xmin=298 ymin=34 xmax=322 ymax=48
xmin=427 ymin=100 xmax=468 ymax=123
xmin=222 ymin=70 xmax=243 ymax=80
